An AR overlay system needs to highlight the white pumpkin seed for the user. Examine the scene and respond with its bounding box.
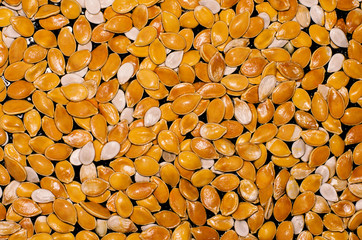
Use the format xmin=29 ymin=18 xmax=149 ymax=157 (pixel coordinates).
xmin=96 ymin=219 xmax=108 ymax=237
xmin=330 ymin=177 xmax=347 ymax=192
xmin=134 ymin=172 xmax=150 ymax=182
xmin=201 ymin=159 xmax=215 ymax=169
xmin=144 ymin=107 xmax=161 ymax=127
xmin=25 ymin=167 xmax=40 ymax=183
xmin=319 ymin=127 xmax=329 ymax=140
xmin=117 ymin=62 xmax=134 ymax=85
xmin=159 ymin=162 xmax=168 ymax=168
xmin=100 ymin=0 xmax=113 ymax=8
xmin=3 ymin=25 xmax=20 ymax=38
xmin=330 ymin=28 xmax=348 ymax=48
xmin=120 ymin=107 xmax=134 ymax=124
xmin=85 ymin=10 xmax=105 ymax=24
xmin=258 ymin=12 xmax=270 ymax=29
xmin=324 ymin=156 xmax=336 ymax=179
xmin=73 ymin=67 xmax=88 ymax=77
xmin=70 ymin=149 xmax=82 ymax=166
xmin=3 ymin=2 xmax=22 ymax=10
xmin=284 ymin=42 xmax=294 ymax=54
xmin=162 ymin=151 xmax=176 ymax=162
xmin=296 ymin=5 xmax=311 ymax=28
xmin=224 ymin=39 xmax=249 ymax=53
xmin=165 ymin=51 xmax=183 ymax=69
xmin=315 ymin=165 xmax=330 ymax=183
xmin=210 ymin=166 xmax=223 ymax=174
xmin=19 ymin=9 xmax=26 ymax=16
xmin=45 ymin=67 xmax=52 ymax=73
xmin=107 ymin=125 xmax=114 ymax=132
xmin=2 ymin=34 xmax=14 ymax=48
xmin=199 ymin=0 xmax=220 ymax=14
xmin=291 ymin=215 xmax=304 ymax=235
xmin=234 ymin=99 xmax=252 ymax=125
xmin=100 ymin=141 xmax=120 ymax=160
xmin=224 ymin=66 xmax=237 ymax=75
xmin=31 ymin=189 xmax=55 ymax=203
xmin=320 ymin=183 xmax=338 ymax=202
xmin=234 ymin=220 xmax=249 ymax=237
xmin=107 ymin=215 xmax=121 ymax=231
xmin=77 ymin=42 xmax=92 ymax=52
xmin=268 ymin=38 xmax=288 ymax=48
xmin=61 ymin=74 xmax=84 ymax=86
xmin=0 ymin=187 xmax=2 ymax=199
xmin=141 ymin=224 xmax=157 ymax=231
xmin=76 ymin=0 xmax=85 ymax=8
xmin=299 ymin=0 xmax=318 ymax=7
xmin=125 ymin=27 xmax=139 ymax=41
xmin=355 ymin=199 xmax=362 ymax=211
xmin=310 ymin=5 xmax=324 ymax=26
xmin=165 ymin=48 xmax=172 ymax=54
xmin=107 ymin=215 xmax=137 ymax=232
xmin=327 ymin=53 xmax=345 ymax=72
xmin=258 ymin=75 xmax=276 ymax=102
xmin=301 ymin=144 xmax=313 ymax=162
xmin=288 ymin=126 xmax=302 ymax=142
xmin=79 ymin=141 xmax=95 ymax=165
xmin=112 ymin=90 xmax=126 ymax=112
xmin=80 ymin=163 xmax=97 ymax=182
xmin=2 ymin=181 xmax=20 ymax=205
xmin=317 ymin=84 xmax=330 ymax=100
xmin=1 ymin=132 xmax=8 ymax=147
xmin=292 ymin=139 xmax=306 ymax=159
xmin=295 ymin=82 xmax=301 ymax=88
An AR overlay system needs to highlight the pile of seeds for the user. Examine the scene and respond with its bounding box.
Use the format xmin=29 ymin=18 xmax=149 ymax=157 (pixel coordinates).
xmin=0 ymin=0 xmax=361 ymax=238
